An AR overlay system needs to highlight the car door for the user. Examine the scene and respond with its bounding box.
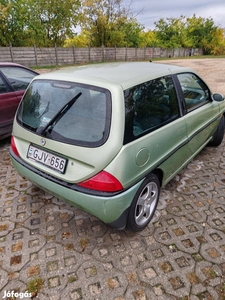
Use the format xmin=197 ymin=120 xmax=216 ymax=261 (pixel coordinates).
xmin=0 ymin=65 xmax=38 ymax=139
xmin=0 ymin=73 xmax=22 ymax=138
xmin=176 ymin=72 xmax=220 ymax=156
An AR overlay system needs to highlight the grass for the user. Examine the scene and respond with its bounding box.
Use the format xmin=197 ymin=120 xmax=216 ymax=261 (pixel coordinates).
xmin=31 ymin=55 xmax=225 ymax=71
xmin=26 ymin=277 xmax=44 ymax=297
xmin=217 ymin=283 xmax=225 ymax=299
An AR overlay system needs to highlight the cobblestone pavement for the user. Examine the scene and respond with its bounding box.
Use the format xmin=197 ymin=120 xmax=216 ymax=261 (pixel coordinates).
xmin=1 ymin=134 xmax=225 ymax=300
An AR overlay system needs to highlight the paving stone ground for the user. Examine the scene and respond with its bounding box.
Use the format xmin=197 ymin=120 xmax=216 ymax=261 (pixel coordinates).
xmin=1 ymin=59 xmax=225 ymax=299
xmin=1 ymin=134 xmax=225 ymax=299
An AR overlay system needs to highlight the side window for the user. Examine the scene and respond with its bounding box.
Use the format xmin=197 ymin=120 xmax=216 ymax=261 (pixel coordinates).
xmin=124 ymin=76 xmax=180 ymax=144
xmin=0 ymin=66 xmax=36 ymax=91
xmin=177 ymin=73 xmax=210 ymax=112
xmin=0 ymin=76 xmax=9 ymax=94
xmin=0 ymin=74 xmax=9 ymax=94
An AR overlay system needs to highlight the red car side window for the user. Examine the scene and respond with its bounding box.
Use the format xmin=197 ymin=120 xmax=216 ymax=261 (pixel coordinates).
xmin=0 ymin=76 xmax=9 ymax=94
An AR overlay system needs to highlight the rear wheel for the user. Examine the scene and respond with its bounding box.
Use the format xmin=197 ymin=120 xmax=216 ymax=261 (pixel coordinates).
xmin=208 ymin=115 xmax=224 ymax=147
xmin=127 ymin=174 xmax=160 ymax=232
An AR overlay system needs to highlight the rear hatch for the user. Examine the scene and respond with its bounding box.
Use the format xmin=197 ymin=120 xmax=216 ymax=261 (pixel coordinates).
xmin=13 ymin=78 xmax=125 ymax=186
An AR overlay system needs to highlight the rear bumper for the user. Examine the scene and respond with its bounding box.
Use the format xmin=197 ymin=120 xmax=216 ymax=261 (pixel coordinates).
xmin=10 ymin=149 xmax=143 ymax=229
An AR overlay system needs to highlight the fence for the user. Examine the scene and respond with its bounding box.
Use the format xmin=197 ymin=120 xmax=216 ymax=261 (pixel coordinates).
xmin=0 ymin=45 xmax=203 ymax=67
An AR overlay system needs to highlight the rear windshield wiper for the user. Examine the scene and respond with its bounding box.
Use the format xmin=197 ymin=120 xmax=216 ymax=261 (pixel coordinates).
xmin=38 ymin=92 xmax=82 ymax=136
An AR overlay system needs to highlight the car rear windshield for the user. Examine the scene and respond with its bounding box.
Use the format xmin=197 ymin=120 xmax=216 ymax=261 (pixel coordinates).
xmin=17 ymin=79 xmax=111 ymax=147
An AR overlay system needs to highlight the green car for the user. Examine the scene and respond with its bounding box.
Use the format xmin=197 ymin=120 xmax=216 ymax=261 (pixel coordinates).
xmin=10 ymin=62 xmax=225 ymax=231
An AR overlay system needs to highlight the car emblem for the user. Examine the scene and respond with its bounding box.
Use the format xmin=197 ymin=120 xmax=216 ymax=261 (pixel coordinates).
xmin=41 ymin=138 xmax=46 ymax=146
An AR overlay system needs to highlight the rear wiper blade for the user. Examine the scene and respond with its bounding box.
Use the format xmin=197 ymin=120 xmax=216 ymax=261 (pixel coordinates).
xmin=38 ymin=92 xmax=82 ymax=136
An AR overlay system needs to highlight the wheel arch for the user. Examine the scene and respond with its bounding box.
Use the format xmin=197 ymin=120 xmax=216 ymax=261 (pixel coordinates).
xmin=151 ymin=168 xmax=163 ymax=187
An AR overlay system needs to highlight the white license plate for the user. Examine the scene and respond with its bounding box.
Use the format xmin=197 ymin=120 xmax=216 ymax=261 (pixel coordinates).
xmin=27 ymin=145 xmax=67 ymax=174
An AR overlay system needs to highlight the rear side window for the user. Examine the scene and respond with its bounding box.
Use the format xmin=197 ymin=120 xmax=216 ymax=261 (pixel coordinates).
xmin=124 ymin=76 xmax=180 ymax=144
xmin=177 ymin=73 xmax=210 ymax=112
xmin=17 ymin=80 xmax=111 ymax=147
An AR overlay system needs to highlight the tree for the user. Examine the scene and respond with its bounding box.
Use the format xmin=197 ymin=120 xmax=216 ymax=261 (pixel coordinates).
xmin=139 ymin=30 xmax=158 ymax=48
xmin=117 ymin=19 xmax=144 ymax=47
xmin=0 ymin=0 xmax=81 ymax=47
xmin=210 ymin=28 xmax=225 ymax=55
xmin=31 ymin=0 xmax=81 ymax=46
xmin=185 ymin=15 xmax=218 ymax=54
xmin=80 ymin=0 xmax=143 ymax=47
xmin=153 ymin=15 xmax=222 ymax=54
xmin=154 ymin=16 xmax=186 ymax=48
xmin=0 ymin=0 xmax=31 ymax=46
xmin=64 ymin=31 xmax=91 ymax=47
xmin=0 ymin=1 xmax=11 ymax=46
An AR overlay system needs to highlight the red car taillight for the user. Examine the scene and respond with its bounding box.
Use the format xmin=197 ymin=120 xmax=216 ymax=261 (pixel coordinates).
xmin=78 ymin=170 xmax=123 ymax=192
xmin=11 ymin=136 xmax=20 ymax=157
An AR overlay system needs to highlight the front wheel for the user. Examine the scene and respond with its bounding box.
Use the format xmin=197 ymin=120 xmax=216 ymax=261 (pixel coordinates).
xmin=127 ymin=174 xmax=160 ymax=232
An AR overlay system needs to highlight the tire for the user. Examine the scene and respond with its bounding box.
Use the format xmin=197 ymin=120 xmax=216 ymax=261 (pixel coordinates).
xmin=208 ymin=115 xmax=225 ymax=147
xmin=127 ymin=174 xmax=160 ymax=232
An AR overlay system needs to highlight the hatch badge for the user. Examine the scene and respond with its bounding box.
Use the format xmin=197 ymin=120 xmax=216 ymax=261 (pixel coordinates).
xmin=41 ymin=138 xmax=46 ymax=146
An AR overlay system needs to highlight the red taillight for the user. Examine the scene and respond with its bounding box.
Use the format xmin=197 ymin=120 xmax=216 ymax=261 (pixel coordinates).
xmin=11 ymin=136 xmax=20 ymax=157
xmin=78 ymin=170 xmax=123 ymax=192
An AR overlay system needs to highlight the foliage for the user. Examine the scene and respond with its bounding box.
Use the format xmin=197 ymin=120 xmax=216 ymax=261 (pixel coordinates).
xmin=0 ymin=0 xmax=224 ymax=54
xmin=118 ymin=19 xmax=145 ymax=47
xmin=31 ymin=0 xmax=81 ymax=46
xmin=139 ymin=31 xmax=158 ymax=47
xmin=154 ymin=16 xmax=187 ymax=48
xmin=153 ymin=14 xmax=224 ymax=54
xmin=64 ymin=31 xmax=91 ymax=47
xmin=0 ymin=0 xmax=30 ymax=46
xmin=185 ymin=15 xmax=218 ymax=53
xmin=80 ymin=0 xmax=143 ymax=47
xmin=26 ymin=277 xmax=44 ymax=297
xmin=0 ymin=0 xmax=81 ymax=47
xmin=210 ymin=28 xmax=225 ymax=55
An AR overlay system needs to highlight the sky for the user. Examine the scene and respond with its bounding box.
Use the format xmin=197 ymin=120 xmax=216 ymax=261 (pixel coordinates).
xmin=131 ymin=0 xmax=225 ymax=30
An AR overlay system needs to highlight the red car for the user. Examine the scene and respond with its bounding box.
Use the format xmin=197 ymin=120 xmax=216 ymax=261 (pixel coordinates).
xmin=0 ymin=62 xmax=38 ymax=140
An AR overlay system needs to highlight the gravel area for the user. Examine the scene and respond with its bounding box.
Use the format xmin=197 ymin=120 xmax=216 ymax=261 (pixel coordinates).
xmin=158 ymin=58 xmax=225 ymax=95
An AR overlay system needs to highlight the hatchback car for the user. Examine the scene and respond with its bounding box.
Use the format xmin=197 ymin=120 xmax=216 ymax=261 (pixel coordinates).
xmin=0 ymin=62 xmax=38 ymax=140
xmin=10 ymin=62 xmax=225 ymax=231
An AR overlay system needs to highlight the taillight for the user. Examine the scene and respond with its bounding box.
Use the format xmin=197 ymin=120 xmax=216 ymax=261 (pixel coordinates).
xmin=11 ymin=136 xmax=20 ymax=157
xmin=78 ymin=170 xmax=123 ymax=192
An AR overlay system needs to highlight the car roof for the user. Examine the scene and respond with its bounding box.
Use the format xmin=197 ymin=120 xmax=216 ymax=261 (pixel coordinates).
xmin=34 ymin=62 xmax=194 ymax=90
xmin=0 ymin=62 xmax=26 ymax=67
xmin=0 ymin=62 xmax=39 ymax=73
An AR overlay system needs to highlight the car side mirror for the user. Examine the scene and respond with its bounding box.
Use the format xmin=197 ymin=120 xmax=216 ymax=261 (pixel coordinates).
xmin=212 ymin=93 xmax=225 ymax=102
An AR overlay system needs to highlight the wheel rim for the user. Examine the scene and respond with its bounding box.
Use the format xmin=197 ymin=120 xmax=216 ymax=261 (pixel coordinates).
xmin=135 ymin=182 xmax=158 ymax=227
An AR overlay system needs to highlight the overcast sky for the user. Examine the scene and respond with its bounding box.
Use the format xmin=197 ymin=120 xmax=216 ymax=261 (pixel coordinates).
xmin=131 ymin=0 xmax=225 ymax=30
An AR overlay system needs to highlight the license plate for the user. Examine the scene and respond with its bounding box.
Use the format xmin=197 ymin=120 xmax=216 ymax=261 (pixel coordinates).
xmin=27 ymin=145 xmax=67 ymax=174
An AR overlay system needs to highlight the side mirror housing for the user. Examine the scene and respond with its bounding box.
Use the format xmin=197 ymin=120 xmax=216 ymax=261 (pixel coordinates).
xmin=212 ymin=93 xmax=225 ymax=102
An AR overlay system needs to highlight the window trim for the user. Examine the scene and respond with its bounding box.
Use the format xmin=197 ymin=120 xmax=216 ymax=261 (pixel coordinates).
xmin=124 ymin=75 xmax=181 ymax=144
xmin=174 ymin=72 xmax=211 ymax=114
xmin=0 ymin=66 xmax=37 ymax=92
xmin=0 ymin=72 xmax=12 ymax=93
xmin=16 ymin=79 xmax=112 ymax=148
